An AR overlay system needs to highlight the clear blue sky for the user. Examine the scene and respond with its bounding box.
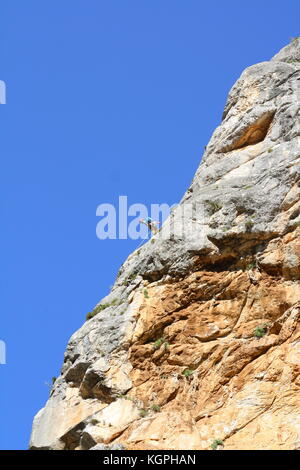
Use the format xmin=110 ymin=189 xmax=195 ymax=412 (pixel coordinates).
xmin=1 ymin=0 xmax=299 ymax=450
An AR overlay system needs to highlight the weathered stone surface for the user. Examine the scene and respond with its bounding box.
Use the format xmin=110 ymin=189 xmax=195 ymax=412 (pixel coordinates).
xmin=80 ymin=398 xmax=140 ymax=449
xmin=90 ymin=443 xmax=125 ymax=450
xmin=30 ymin=41 xmax=300 ymax=450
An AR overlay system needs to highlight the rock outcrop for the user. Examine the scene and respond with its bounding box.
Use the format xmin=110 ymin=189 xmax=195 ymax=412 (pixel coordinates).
xmin=30 ymin=40 xmax=300 ymax=450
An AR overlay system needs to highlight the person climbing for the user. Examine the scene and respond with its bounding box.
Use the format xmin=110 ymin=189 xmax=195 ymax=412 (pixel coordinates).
xmin=139 ymin=217 xmax=160 ymax=235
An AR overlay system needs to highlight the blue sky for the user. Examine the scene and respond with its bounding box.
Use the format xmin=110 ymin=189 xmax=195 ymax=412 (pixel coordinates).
xmin=1 ymin=0 xmax=299 ymax=450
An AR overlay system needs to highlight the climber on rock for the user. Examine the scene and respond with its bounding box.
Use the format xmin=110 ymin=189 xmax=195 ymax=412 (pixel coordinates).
xmin=139 ymin=217 xmax=160 ymax=235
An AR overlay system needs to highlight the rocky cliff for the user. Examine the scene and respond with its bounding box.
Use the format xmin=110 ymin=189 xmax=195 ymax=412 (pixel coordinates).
xmin=30 ymin=41 xmax=300 ymax=450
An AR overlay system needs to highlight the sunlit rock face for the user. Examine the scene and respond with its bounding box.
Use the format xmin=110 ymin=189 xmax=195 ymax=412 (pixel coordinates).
xmin=30 ymin=41 xmax=300 ymax=450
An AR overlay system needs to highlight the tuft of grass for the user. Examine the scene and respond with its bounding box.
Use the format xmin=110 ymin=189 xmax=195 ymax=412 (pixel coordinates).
xmin=110 ymin=298 xmax=122 ymax=306
xmin=253 ymin=324 xmax=268 ymax=338
xmin=268 ymin=148 xmax=273 ymax=153
xmin=245 ymin=219 xmax=254 ymax=230
xmin=122 ymin=273 xmax=137 ymax=286
xmin=152 ymin=338 xmax=169 ymax=351
xmin=153 ymin=338 xmax=164 ymax=350
xmin=129 ymin=273 xmax=137 ymax=280
xmin=86 ymin=303 xmax=109 ymax=321
xmin=182 ymin=368 xmax=194 ymax=378
xmin=246 ymin=262 xmax=255 ymax=271
xmin=151 ymin=404 xmax=161 ymax=412
xmin=86 ymin=298 xmax=123 ymax=321
xmin=211 ymin=439 xmax=224 ymax=450
xmin=51 ymin=377 xmax=57 ymax=385
xmin=206 ymin=200 xmax=222 ymax=214
xmin=139 ymin=409 xmax=148 ymax=418
xmin=143 ymin=289 xmax=149 ymax=299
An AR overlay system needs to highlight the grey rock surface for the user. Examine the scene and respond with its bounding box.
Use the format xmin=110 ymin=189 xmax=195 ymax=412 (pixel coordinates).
xmin=29 ymin=41 xmax=300 ymax=450
xmin=90 ymin=443 xmax=125 ymax=450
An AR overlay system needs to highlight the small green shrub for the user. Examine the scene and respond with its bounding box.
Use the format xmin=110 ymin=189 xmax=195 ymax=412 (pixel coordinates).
xmin=143 ymin=289 xmax=149 ymax=299
xmin=153 ymin=338 xmax=164 ymax=350
xmin=253 ymin=325 xmax=268 ymax=338
xmin=206 ymin=200 xmax=222 ymax=214
xmin=182 ymin=368 xmax=194 ymax=378
xmin=86 ymin=303 xmax=108 ymax=321
xmin=211 ymin=439 xmax=224 ymax=450
xmin=268 ymin=148 xmax=273 ymax=153
xmin=246 ymin=262 xmax=255 ymax=270
xmin=51 ymin=377 xmax=57 ymax=384
xmin=151 ymin=404 xmax=161 ymax=412
xmin=152 ymin=338 xmax=169 ymax=351
xmin=139 ymin=409 xmax=148 ymax=418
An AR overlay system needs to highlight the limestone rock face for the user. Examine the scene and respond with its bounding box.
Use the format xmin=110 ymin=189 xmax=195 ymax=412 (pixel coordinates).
xmin=30 ymin=41 xmax=300 ymax=450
